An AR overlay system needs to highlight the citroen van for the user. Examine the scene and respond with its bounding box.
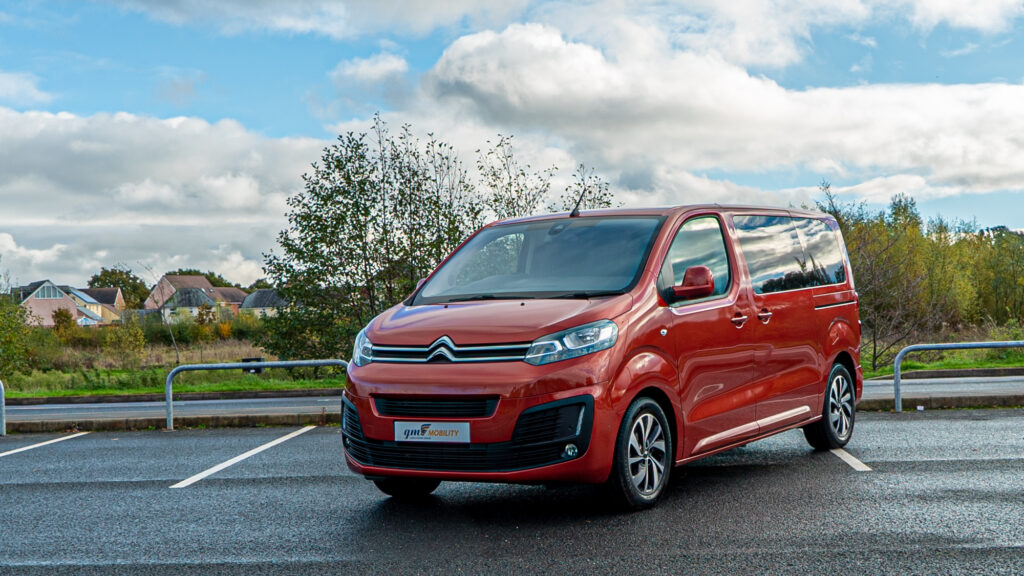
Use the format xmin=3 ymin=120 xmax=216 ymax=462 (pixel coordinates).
xmin=343 ymin=205 xmax=861 ymax=509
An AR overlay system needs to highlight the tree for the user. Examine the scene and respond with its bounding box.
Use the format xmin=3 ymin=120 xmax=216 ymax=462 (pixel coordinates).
xmin=52 ymin=308 xmax=76 ymax=343
xmin=166 ymin=268 xmax=239 ymax=288
xmin=549 ymin=163 xmax=616 ymax=212
xmin=260 ymin=115 xmax=484 ymax=359
xmin=818 ymin=190 xmax=935 ymax=370
xmin=88 ymin=265 xmax=150 ymax=310
xmin=247 ymin=278 xmax=273 ymax=291
xmin=193 ymin=303 xmax=217 ymax=362
xmin=104 ymin=320 xmax=146 ymax=370
xmin=478 ymin=134 xmax=555 ymax=220
xmin=0 ymin=261 xmax=31 ymax=377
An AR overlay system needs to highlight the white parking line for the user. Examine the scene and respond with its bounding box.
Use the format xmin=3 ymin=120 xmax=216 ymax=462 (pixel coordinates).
xmin=170 ymin=426 xmax=317 ymax=488
xmin=0 ymin=432 xmax=91 ymax=458
xmin=831 ymin=448 xmax=872 ymax=472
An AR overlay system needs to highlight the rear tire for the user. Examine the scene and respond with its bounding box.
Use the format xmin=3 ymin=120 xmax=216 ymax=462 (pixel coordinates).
xmin=372 ymin=478 xmax=441 ymax=499
xmin=606 ymin=397 xmax=673 ymax=511
xmin=803 ymin=364 xmax=855 ymax=450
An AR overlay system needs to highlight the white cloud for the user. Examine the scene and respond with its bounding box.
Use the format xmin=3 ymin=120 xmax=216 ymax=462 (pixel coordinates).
xmin=0 ymin=107 xmax=325 ymax=286
xmin=332 ymin=53 xmax=408 ymax=83
xmin=847 ymin=32 xmax=878 ymax=47
xmin=104 ymin=0 xmax=530 ymax=39
xmin=0 ymin=70 xmax=54 ymax=105
xmin=941 ymin=42 xmax=980 ymax=57
xmin=422 ymin=23 xmax=1024 ymax=206
xmin=891 ymin=0 xmax=1024 ymax=33
xmin=0 ymin=233 xmax=67 ymax=267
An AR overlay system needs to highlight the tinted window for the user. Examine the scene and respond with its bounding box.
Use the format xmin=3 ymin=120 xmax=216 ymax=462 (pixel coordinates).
xmin=415 ymin=216 xmax=663 ymax=304
xmin=734 ymin=215 xmax=845 ymax=294
xmin=792 ymin=218 xmax=846 ymax=286
xmin=660 ymin=216 xmax=730 ymax=302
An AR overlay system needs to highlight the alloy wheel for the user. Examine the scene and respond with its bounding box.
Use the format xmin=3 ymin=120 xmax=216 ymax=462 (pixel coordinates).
xmin=627 ymin=412 xmax=668 ymax=496
xmin=828 ymin=372 xmax=854 ymax=442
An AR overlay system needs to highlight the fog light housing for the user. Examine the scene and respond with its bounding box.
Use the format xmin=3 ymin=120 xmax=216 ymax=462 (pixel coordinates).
xmin=563 ymin=443 xmax=579 ymax=458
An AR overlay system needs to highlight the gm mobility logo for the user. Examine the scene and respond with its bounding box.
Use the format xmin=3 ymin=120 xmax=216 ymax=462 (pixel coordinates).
xmin=403 ymin=424 xmax=433 ymax=440
xmin=396 ymin=421 xmax=470 ymax=443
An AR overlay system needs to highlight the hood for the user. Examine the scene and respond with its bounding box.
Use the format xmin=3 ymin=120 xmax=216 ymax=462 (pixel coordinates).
xmin=366 ymin=294 xmax=633 ymax=346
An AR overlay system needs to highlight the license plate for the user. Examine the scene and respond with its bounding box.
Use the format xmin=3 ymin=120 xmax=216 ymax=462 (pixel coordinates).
xmin=395 ymin=421 xmax=470 ymax=443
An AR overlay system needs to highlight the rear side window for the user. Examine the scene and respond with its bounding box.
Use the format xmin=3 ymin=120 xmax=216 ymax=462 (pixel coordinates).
xmin=733 ymin=215 xmax=845 ymax=294
xmin=660 ymin=216 xmax=731 ymax=301
xmin=792 ymin=218 xmax=846 ymax=286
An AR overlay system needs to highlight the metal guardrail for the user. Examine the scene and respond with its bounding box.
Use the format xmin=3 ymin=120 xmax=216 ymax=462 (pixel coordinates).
xmin=893 ymin=341 xmax=1024 ymax=412
xmin=1 ymin=378 xmax=6 ymax=437
xmin=165 ymin=359 xmax=349 ymax=430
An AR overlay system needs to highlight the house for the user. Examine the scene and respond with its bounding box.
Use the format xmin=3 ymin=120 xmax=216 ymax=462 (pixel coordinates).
xmin=81 ymin=287 xmax=127 ymax=324
xmin=11 ymin=280 xmax=87 ymax=327
xmin=241 ymin=289 xmax=287 ymax=318
xmin=144 ymin=274 xmax=248 ymax=322
xmin=61 ymin=286 xmax=105 ymax=318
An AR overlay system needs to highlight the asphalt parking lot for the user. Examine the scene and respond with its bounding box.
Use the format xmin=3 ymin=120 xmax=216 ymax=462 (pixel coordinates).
xmin=1 ymin=409 xmax=1023 ymax=575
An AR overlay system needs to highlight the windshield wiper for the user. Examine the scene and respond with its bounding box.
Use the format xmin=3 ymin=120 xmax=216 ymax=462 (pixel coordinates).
xmin=445 ymin=295 xmax=535 ymax=303
xmin=549 ymin=291 xmax=623 ymax=299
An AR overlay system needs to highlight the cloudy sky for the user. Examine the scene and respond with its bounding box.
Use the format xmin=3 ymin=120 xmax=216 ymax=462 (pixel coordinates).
xmin=3 ymin=1 xmax=1024 ymax=288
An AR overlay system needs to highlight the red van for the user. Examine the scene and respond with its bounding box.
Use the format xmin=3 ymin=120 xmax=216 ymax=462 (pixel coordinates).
xmin=343 ymin=205 xmax=861 ymax=509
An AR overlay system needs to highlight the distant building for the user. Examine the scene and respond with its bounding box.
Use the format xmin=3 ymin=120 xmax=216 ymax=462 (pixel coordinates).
xmin=81 ymin=287 xmax=127 ymax=324
xmin=11 ymin=280 xmax=89 ymax=327
xmin=241 ymin=289 xmax=287 ymax=318
xmin=144 ymin=274 xmax=248 ymax=322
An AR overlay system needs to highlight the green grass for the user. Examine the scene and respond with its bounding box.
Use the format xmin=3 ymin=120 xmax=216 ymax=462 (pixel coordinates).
xmin=3 ymin=367 xmax=346 ymax=398
xmin=862 ymin=355 xmax=1024 ymax=379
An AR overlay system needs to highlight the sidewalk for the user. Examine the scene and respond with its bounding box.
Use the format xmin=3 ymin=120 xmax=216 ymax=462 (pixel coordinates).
xmin=859 ymin=374 xmax=1024 ymax=411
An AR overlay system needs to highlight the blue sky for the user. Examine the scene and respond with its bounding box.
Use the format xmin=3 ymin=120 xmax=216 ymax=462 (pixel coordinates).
xmin=2 ymin=1 xmax=1024 ymax=286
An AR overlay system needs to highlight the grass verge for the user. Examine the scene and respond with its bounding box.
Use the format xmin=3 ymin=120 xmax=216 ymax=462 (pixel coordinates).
xmin=3 ymin=367 xmax=346 ymax=398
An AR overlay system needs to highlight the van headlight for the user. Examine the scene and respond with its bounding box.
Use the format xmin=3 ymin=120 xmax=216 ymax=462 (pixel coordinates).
xmin=352 ymin=328 xmax=374 ymax=367
xmin=524 ymin=320 xmax=618 ymax=366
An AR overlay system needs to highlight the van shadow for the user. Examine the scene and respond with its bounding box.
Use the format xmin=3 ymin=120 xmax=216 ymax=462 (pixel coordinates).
xmin=335 ymin=443 xmax=836 ymax=558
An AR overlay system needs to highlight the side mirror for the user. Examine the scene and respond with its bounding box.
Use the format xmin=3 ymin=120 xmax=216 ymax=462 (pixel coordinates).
xmin=671 ymin=266 xmax=714 ymax=302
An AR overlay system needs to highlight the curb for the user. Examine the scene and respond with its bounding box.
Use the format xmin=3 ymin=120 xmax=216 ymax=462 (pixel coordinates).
xmin=866 ymin=367 xmax=1024 ymax=381
xmin=857 ymin=394 xmax=1024 ymax=412
xmin=5 ymin=395 xmax=1021 ymax=434
xmin=4 ymin=412 xmax=342 ymax=434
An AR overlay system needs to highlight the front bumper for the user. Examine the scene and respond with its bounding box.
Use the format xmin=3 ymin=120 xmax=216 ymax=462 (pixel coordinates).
xmin=342 ymin=388 xmax=615 ymax=484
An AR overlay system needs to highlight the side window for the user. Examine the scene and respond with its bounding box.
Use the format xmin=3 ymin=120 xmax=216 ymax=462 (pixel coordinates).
xmin=733 ymin=215 xmax=808 ymax=294
xmin=792 ymin=218 xmax=846 ymax=286
xmin=660 ymin=216 xmax=731 ymax=303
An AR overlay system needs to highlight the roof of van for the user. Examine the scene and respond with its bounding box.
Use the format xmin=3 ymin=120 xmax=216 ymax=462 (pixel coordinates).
xmin=494 ymin=204 xmax=831 ymax=225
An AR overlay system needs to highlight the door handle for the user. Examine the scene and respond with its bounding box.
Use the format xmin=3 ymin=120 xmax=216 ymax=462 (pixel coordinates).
xmin=730 ymin=314 xmax=748 ymax=328
xmin=757 ymin=309 xmax=773 ymax=323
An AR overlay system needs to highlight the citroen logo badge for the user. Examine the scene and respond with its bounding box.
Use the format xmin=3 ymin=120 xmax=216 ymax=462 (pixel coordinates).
xmin=427 ymin=336 xmax=457 ymax=361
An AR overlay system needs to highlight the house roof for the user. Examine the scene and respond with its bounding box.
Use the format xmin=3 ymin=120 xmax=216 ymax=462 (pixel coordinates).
xmin=76 ymin=306 xmax=103 ymax=322
xmin=11 ymin=280 xmax=60 ymax=303
xmin=165 ymin=275 xmax=216 ymax=291
xmin=212 ymin=286 xmax=248 ymax=304
xmin=165 ymin=287 xmax=217 ymax=308
xmin=241 ymin=289 xmax=286 ymax=309
xmin=81 ymin=288 xmax=122 ymax=306
xmin=60 ymin=286 xmax=100 ymax=305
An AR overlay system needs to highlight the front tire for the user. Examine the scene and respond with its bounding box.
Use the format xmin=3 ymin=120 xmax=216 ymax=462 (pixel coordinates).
xmin=803 ymin=364 xmax=855 ymax=450
xmin=606 ymin=397 xmax=673 ymax=511
xmin=372 ymin=478 xmax=441 ymax=499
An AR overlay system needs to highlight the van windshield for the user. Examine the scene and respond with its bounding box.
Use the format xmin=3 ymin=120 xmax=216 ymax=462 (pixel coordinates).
xmin=414 ymin=216 xmax=664 ymax=305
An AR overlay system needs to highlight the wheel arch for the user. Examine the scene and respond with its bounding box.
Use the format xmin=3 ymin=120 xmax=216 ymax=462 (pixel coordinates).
xmin=626 ymin=386 xmax=680 ymax=463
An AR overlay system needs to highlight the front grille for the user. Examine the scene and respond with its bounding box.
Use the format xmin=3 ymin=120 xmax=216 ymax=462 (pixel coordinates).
xmin=343 ymin=397 xmax=593 ymax=473
xmin=371 ymin=336 xmax=530 ymax=364
xmin=374 ymin=396 xmax=499 ymax=418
